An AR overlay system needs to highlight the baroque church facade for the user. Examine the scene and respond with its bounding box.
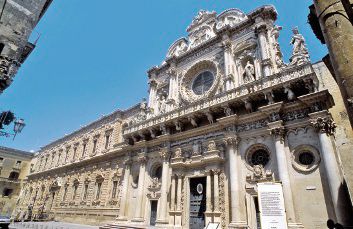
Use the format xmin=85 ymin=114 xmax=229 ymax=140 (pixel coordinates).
xmin=13 ymin=5 xmax=353 ymax=229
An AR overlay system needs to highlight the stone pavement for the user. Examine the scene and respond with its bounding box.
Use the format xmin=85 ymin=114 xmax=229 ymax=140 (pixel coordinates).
xmin=9 ymin=221 xmax=99 ymax=229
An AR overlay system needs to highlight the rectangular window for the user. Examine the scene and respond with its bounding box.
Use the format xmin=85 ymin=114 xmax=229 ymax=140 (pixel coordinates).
xmin=96 ymin=183 xmax=102 ymax=199
xmin=112 ymin=181 xmax=118 ymax=199
xmin=92 ymin=139 xmax=98 ymax=154
xmin=83 ymin=184 xmax=88 ymax=200
xmin=105 ymin=134 xmax=110 ymax=149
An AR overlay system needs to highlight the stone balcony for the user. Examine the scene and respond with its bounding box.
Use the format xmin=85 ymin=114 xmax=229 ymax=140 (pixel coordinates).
xmin=123 ymin=63 xmax=319 ymax=144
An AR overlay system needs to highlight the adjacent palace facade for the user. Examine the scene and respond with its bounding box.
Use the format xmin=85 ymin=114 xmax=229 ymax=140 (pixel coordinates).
xmin=13 ymin=6 xmax=353 ymax=229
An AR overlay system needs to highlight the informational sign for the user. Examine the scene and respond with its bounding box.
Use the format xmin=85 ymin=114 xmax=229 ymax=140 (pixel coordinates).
xmin=257 ymin=183 xmax=288 ymax=229
xmin=205 ymin=222 xmax=220 ymax=229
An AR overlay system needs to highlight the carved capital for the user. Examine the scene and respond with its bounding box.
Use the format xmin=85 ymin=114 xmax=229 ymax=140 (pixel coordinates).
xmin=255 ymin=23 xmax=269 ymax=35
xmin=222 ymin=135 xmax=240 ymax=147
xmin=270 ymin=127 xmax=286 ymax=142
xmin=123 ymin=156 xmax=132 ymax=166
xmin=159 ymin=148 xmax=170 ymax=161
xmin=137 ymin=153 xmax=148 ymax=165
xmin=222 ymin=40 xmax=232 ymax=53
xmin=312 ymin=117 xmax=336 ymax=136
xmin=212 ymin=169 xmax=222 ymax=175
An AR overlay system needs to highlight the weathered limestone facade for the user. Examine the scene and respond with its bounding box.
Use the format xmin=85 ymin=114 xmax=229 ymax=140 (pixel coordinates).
xmin=13 ymin=6 xmax=353 ymax=228
xmin=0 ymin=146 xmax=33 ymax=217
xmin=0 ymin=0 xmax=52 ymax=93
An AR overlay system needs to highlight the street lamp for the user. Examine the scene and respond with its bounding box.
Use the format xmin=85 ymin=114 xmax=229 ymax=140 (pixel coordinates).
xmin=13 ymin=118 xmax=25 ymax=139
xmin=0 ymin=111 xmax=25 ymax=139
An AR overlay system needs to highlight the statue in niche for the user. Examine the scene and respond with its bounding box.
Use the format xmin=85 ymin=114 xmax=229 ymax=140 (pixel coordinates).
xmin=243 ymin=61 xmax=256 ymax=83
xmin=158 ymin=94 xmax=167 ymax=114
xmin=289 ymin=27 xmax=310 ymax=66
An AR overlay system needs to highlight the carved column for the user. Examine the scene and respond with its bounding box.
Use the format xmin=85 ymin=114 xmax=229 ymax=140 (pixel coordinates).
xmin=213 ymin=169 xmax=221 ymax=223
xmin=171 ymin=175 xmax=176 ymax=211
xmin=311 ymin=114 xmax=346 ymax=223
xmin=175 ymin=174 xmax=183 ymax=228
xmin=256 ymin=24 xmax=271 ymax=77
xmin=133 ymin=153 xmax=148 ymax=222
xmin=156 ymin=149 xmax=170 ymax=225
xmin=223 ymin=39 xmax=235 ymax=91
xmin=167 ymin=65 xmax=178 ymax=108
xmin=148 ymin=79 xmax=158 ymax=113
xmin=205 ymin=170 xmax=213 ymax=225
xmin=269 ymin=121 xmax=300 ymax=227
xmin=224 ymin=135 xmax=247 ymax=228
xmin=117 ymin=156 xmax=132 ymax=221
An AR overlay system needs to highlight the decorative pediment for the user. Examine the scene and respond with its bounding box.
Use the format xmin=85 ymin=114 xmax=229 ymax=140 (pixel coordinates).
xmin=187 ymin=10 xmax=217 ymax=33
xmin=216 ymin=8 xmax=248 ymax=30
xmin=167 ymin=38 xmax=189 ymax=58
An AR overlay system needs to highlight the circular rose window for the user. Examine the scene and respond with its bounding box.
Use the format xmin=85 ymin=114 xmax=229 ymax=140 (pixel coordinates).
xmin=192 ymin=71 xmax=214 ymax=95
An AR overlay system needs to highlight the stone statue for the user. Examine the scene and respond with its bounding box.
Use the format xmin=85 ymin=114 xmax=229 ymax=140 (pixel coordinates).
xmin=158 ymin=94 xmax=167 ymax=114
xmin=243 ymin=61 xmax=256 ymax=83
xmin=289 ymin=27 xmax=310 ymax=66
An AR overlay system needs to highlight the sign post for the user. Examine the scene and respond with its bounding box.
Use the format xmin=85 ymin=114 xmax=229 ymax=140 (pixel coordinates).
xmin=257 ymin=182 xmax=288 ymax=229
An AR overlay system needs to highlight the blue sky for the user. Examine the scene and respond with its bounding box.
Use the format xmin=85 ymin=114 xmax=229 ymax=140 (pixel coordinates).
xmin=0 ymin=0 xmax=327 ymax=152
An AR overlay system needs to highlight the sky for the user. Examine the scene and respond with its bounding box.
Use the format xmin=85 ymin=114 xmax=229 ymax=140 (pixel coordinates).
xmin=0 ymin=0 xmax=327 ymax=152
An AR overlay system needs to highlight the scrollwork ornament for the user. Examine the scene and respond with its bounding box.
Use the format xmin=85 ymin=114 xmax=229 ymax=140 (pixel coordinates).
xmin=312 ymin=117 xmax=336 ymax=136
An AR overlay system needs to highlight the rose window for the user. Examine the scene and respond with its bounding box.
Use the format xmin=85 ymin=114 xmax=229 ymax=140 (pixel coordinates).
xmin=192 ymin=71 xmax=214 ymax=95
xmin=250 ymin=149 xmax=270 ymax=167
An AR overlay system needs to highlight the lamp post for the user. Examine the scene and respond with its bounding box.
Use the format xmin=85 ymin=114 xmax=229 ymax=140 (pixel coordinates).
xmin=0 ymin=111 xmax=25 ymax=139
xmin=13 ymin=118 xmax=25 ymax=139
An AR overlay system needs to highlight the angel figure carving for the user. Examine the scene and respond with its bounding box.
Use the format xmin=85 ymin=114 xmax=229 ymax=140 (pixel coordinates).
xmin=243 ymin=61 xmax=256 ymax=83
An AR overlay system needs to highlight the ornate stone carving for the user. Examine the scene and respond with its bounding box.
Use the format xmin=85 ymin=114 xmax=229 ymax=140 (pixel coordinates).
xmin=173 ymin=148 xmax=183 ymax=158
xmin=204 ymin=110 xmax=214 ymax=124
xmin=166 ymin=38 xmax=189 ymax=58
xmin=246 ymin=165 xmax=274 ymax=183
xmin=270 ymin=127 xmax=286 ymax=142
xmin=243 ymin=61 xmax=256 ymax=83
xmin=174 ymin=120 xmax=183 ymax=132
xmin=188 ymin=115 xmax=198 ymax=127
xmin=207 ymin=140 xmax=217 ymax=152
xmin=137 ymin=153 xmax=148 ymax=164
xmin=271 ymin=25 xmax=286 ymax=69
xmin=264 ymin=91 xmax=275 ymax=105
xmin=159 ymin=148 xmax=170 ymax=161
xmin=244 ymin=98 xmax=253 ymax=113
xmin=148 ymin=177 xmax=161 ymax=191
xmin=216 ymin=8 xmax=248 ymax=30
xmin=223 ymin=104 xmax=234 ymax=116
xmin=312 ymin=117 xmax=336 ymax=136
xmin=284 ymin=85 xmax=296 ymax=101
xmin=180 ymin=60 xmax=220 ymax=104
xmin=222 ymin=135 xmax=239 ymax=147
xmin=289 ymin=27 xmax=310 ymax=66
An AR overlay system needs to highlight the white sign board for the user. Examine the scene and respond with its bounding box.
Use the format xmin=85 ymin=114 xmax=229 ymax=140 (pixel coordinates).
xmin=205 ymin=222 xmax=219 ymax=229
xmin=257 ymin=183 xmax=288 ymax=229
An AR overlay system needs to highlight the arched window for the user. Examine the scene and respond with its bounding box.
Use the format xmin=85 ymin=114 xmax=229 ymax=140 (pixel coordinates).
xmin=9 ymin=171 xmax=19 ymax=180
xmin=151 ymin=165 xmax=163 ymax=180
xmin=95 ymin=175 xmax=104 ymax=200
xmin=72 ymin=180 xmax=79 ymax=200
